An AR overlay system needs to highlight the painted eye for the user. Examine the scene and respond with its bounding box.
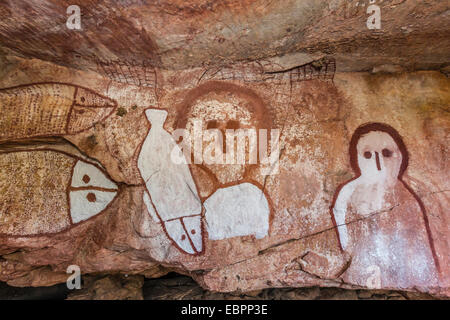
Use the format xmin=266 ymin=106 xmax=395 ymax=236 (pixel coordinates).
xmin=181 ymin=235 xmax=186 ymax=240
xmin=71 ymin=161 xmax=118 ymax=189
xmin=80 ymin=96 xmax=85 ymax=102
xmin=69 ymin=189 xmax=117 ymax=223
xmin=226 ymin=120 xmax=240 ymax=129
xmin=191 ymin=229 xmax=196 ymax=235
xmin=364 ymin=151 xmax=372 ymax=159
xmin=86 ymin=192 xmax=96 ymax=202
xmin=382 ymin=148 xmax=393 ymax=157
xmin=206 ymin=120 xmax=218 ymax=129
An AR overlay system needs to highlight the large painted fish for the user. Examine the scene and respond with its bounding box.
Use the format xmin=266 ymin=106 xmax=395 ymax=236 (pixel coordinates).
xmin=0 ymin=82 xmax=117 ymax=142
xmin=137 ymin=108 xmax=204 ymax=255
xmin=0 ymin=149 xmax=118 ymax=236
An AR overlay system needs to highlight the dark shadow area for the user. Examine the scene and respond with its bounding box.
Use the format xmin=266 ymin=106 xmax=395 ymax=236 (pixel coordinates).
xmin=142 ymin=273 xmax=436 ymax=300
xmin=0 ymin=273 xmax=440 ymax=300
xmin=0 ymin=281 xmax=70 ymax=300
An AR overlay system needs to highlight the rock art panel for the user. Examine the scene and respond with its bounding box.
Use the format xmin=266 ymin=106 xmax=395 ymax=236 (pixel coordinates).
xmin=137 ymin=108 xmax=204 ymax=255
xmin=137 ymin=103 xmax=274 ymax=254
xmin=0 ymin=55 xmax=447 ymax=297
xmin=0 ymin=149 xmax=118 ymax=236
xmin=331 ymin=123 xmax=440 ymax=289
xmin=0 ymin=83 xmax=117 ymax=142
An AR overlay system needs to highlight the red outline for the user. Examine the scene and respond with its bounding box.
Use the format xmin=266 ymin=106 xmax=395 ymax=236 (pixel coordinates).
xmin=329 ymin=122 xmax=440 ymax=273
xmin=174 ymin=81 xmax=273 ymax=131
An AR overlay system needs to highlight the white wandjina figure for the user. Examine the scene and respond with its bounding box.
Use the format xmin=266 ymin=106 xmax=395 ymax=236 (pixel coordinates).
xmin=137 ymin=108 xmax=270 ymax=255
xmin=204 ymin=183 xmax=270 ymax=241
xmin=332 ymin=123 xmax=439 ymax=289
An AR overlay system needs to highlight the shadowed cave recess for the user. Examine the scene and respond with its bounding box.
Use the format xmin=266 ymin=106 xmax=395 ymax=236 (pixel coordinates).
xmin=0 ymin=0 xmax=449 ymax=300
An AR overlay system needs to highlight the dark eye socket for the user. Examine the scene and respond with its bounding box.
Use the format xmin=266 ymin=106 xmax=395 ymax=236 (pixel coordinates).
xmin=226 ymin=120 xmax=240 ymax=130
xmin=382 ymin=148 xmax=393 ymax=157
xmin=82 ymin=174 xmax=90 ymax=183
xmin=80 ymin=96 xmax=85 ymax=102
xmin=86 ymin=192 xmax=96 ymax=202
xmin=206 ymin=120 xmax=218 ymax=129
xmin=363 ymin=151 xmax=372 ymax=159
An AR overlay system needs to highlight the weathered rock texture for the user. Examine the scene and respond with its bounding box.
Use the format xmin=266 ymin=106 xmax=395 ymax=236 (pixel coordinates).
xmin=0 ymin=0 xmax=449 ymax=73
xmin=0 ymin=0 xmax=449 ymax=299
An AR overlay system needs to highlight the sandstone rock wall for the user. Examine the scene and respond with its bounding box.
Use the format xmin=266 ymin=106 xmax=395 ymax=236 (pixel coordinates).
xmin=0 ymin=0 xmax=448 ymax=298
xmin=0 ymin=54 xmax=448 ymax=297
xmin=0 ymin=1 xmax=449 ymax=72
